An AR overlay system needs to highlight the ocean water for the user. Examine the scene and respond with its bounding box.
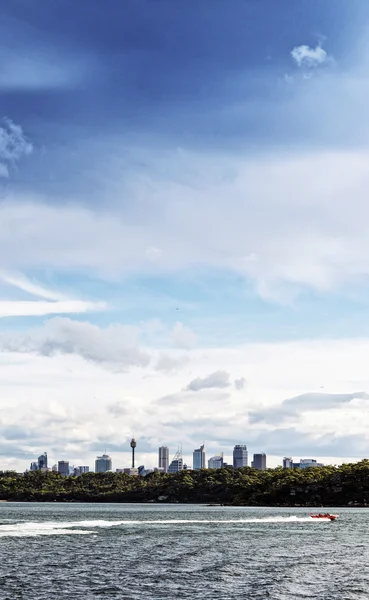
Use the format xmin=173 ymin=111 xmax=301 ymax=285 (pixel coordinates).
xmin=0 ymin=503 xmax=368 ymax=599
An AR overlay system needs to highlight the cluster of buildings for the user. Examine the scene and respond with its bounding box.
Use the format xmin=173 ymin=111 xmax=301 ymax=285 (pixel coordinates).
xmin=27 ymin=443 xmax=324 ymax=476
xmin=30 ymin=453 xmax=90 ymax=476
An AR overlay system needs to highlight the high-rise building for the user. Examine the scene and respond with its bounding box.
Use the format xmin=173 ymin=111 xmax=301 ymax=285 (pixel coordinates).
xmin=74 ymin=466 xmax=89 ymax=476
xmin=158 ymin=446 xmax=169 ymax=472
xmin=208 ymin=454 xmax=224 ymax=469
xmin=251 ymin=453 xmax=267 ymax=470
xmin=30 ymin=462 xmax=38 ymax=471
xmin=58 ymin=461 xmax=70 ymax=476
xmin=95 ymin=454 xmax=112 ymax=472
xmin=283 ymin=457 xmax=293 ymax=469
xmin=38 ymin=452 xmax=48 ymax=470
xmin=193 ymin=445 xmax=205 ymax=470
xmin=233 ymin=445 xmax=248 ymax=468
xmin=168 ymin=458 xmax=183 ymax=473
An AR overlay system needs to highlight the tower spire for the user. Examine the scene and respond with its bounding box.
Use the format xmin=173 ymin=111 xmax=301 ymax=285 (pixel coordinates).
xmin=130 ymin=438 xmax=137 ymax=468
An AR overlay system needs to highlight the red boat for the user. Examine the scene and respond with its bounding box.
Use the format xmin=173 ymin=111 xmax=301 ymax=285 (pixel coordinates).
xmin=310 ymin=513 xmax=338 ymax=521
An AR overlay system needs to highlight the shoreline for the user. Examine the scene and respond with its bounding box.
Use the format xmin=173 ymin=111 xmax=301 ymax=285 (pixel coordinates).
xmin=0 ymin=499 xmax=367 ymax=507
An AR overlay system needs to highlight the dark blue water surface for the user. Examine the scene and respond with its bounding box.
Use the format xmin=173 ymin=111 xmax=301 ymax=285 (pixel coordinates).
xmin=0 ymin=503 xmax=367 ymax=599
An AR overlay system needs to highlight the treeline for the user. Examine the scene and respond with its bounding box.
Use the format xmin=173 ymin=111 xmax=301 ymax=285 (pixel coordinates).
xmin=1 ymin=460 xmax=369 ymax=505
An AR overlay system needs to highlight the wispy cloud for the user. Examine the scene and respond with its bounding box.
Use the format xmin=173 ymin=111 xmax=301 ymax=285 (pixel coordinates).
xmin=0 ymin=271 xmax=68 ymax=301
xmin=0 ymin=55 xmax=88 ymax=91
xmin=0 ymin=300 xmax=106 ymax=318
xmin=0 ymin=118 xmax=32 ymax=178
xmin=0 ymin=272 xmax=106 ymax=318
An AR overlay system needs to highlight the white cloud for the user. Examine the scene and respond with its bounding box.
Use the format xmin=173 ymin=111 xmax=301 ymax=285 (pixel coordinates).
xmin=172 ymin=322 xmax=197 ymax=349
xmin=0 ymin=118 xmax=32 ymax=178
xmin=291 ymin=44 xmax=329 ymax=68
xmin=186 ymin=370 xmax=231 ymax=391
xmin=0 ymin=317 xmax=150 ymax=371
xmin=0 ymin=272 xmax=105 ymax=318
xmin=250 ymin=391 xmax=369 ymax=424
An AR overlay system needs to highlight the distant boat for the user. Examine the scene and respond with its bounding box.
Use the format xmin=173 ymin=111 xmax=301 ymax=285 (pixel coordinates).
xmin=310 ymin=513 xmax=338 ymax=521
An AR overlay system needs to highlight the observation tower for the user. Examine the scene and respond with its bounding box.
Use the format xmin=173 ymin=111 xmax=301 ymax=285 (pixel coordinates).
xmin=130 ymin=438 xmax=137 ymax=468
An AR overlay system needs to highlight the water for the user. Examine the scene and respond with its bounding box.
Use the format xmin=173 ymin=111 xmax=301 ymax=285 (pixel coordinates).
xmin=0 ymin=503 xmax=368 ymax=599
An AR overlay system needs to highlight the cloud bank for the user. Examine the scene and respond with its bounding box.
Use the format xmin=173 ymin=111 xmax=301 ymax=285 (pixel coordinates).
xmin=250 ymin=392 xmax=369 ymax=424
xmin=0 ymin=317 xmax=150 ymax=371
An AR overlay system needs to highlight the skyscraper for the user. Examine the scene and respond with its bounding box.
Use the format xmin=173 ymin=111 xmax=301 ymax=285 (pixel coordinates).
xmin=38 ymin=452 xmax=48 ymax=470
xmin=283 ymin=457 xmax=293 ymax=469
xmin=58 ymin=461 xmax=69 ymax=476
xmin=158 ymin=446 xmax=169 ymax=472
xmin=95 ymin=454 xmax=112 ymax=472
xmin=233 ymin=445 xmax=248 ymax=468
xmin=74 ymin=466 xmax=90 ymax=476
xmin=193 ymin=445 xmax=205 ymax=470
xmin=251 ymin=453 xmax=267 ymax=470
xmin=168 ymin=457 xmax=183 ymax=473
xmin=168 ymin=448 xmax=183 ymax=473
xmin=208 ymin=454 xmax=223 ymax=469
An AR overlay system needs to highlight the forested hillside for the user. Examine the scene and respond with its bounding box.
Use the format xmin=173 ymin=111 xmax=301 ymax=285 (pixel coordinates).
xmin=1 ymin=461 xmax=369 ymax=505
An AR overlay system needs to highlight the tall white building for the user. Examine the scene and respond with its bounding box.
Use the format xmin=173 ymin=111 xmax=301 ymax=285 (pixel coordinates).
xmin=158 ymin=446 xmax=169 ymax=472
xmin=208 ymin=454 xmax=223 ymax=469
xmin=233 ymin=445 xmax=248 ymax=468
xmin=95 ymin=454 xmax=112 ymax=472
xmin=283 ymin=457 xmax=293 ymax=469
xmin=193 ymin=445 xmax=205 ymax=470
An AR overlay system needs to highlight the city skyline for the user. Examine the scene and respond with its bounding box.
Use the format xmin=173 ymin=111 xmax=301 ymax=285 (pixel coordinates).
xmin=21 ymin=442 xmax=336 ymax=475
xmin=3 ymin=437 xmax=363 ymax=473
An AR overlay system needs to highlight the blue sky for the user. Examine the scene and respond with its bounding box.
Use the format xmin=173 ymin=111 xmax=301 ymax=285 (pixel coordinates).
xmin=2 ymin=0 xmax=369 ymax=470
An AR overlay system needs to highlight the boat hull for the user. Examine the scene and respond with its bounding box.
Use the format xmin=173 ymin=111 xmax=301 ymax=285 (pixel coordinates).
xmin=310 ymin=513 xmax=338 ymax=521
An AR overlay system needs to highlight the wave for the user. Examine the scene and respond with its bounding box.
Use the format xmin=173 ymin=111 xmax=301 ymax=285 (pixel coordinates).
xmin=0 ymin=516 xmax=330 ymax=538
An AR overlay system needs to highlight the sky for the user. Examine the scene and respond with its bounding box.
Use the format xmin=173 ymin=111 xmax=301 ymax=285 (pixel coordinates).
xmin=1 ymin=0 xmax=369 ymax=471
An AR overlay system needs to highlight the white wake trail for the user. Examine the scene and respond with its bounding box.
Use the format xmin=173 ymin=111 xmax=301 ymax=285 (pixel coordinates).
xmin=0 ymin=516 xmax=330 ymax=537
